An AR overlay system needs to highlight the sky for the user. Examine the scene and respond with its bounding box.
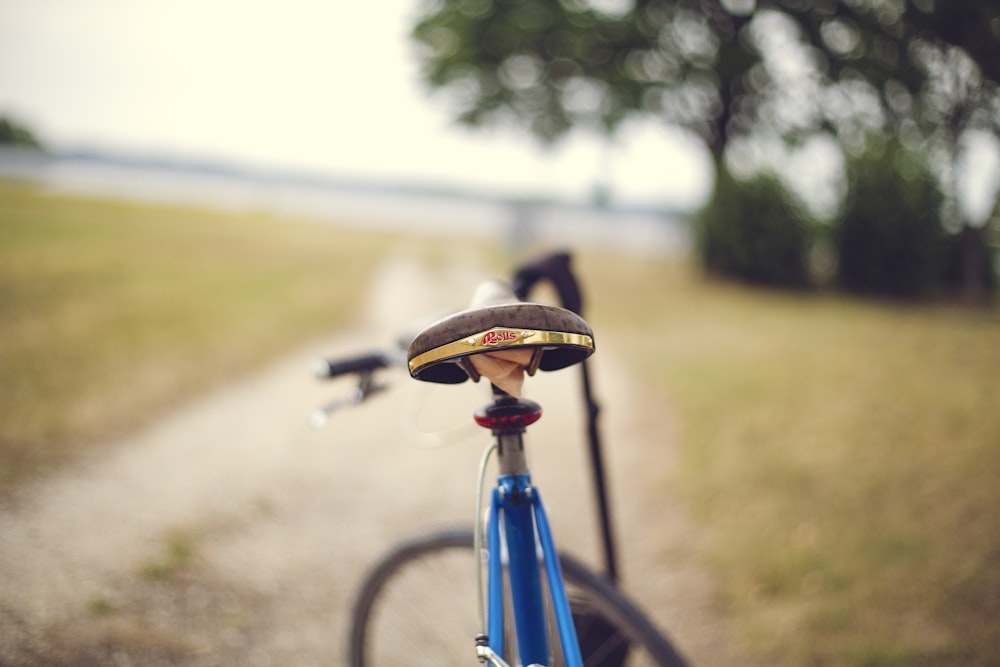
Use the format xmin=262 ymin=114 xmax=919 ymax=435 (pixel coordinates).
xmin=0 ymin=0 xmax=713 ymax=209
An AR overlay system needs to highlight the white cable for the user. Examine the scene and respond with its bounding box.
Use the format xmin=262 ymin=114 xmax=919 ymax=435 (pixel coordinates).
xmin=474 ymin=441 xmax=497 ymax=636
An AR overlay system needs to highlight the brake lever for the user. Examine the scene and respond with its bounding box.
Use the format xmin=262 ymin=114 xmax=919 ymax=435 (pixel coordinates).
xmin=308 ymin=370 xmax=388 ymax=429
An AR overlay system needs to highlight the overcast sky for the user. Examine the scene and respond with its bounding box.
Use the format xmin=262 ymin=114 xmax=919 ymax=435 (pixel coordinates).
xmin=0 ymin=0 xmax=713 ymax=208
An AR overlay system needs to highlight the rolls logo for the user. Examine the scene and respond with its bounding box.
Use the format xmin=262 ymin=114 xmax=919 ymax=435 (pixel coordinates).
xmin=481 ymin=329 xmax=519 ymax=346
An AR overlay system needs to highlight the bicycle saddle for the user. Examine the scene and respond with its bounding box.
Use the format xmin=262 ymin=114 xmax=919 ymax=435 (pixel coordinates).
xmin=407 ymin=280 xmax=595 ymax=385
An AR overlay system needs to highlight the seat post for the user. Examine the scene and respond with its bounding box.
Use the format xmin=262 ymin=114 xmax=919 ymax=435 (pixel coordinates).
xmin=474 ymin=389 xmax=543 ymax=477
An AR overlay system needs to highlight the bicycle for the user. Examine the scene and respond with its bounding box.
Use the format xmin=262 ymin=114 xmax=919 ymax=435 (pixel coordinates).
xmin=314 ymin=253 xmax=690 ymax=667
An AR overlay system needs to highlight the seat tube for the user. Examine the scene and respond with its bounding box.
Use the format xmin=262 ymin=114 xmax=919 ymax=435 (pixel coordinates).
xmin=500 ymin=471 xmax=549 ymax=665
xmin=478 ymin=396 xmax=551 ymax=665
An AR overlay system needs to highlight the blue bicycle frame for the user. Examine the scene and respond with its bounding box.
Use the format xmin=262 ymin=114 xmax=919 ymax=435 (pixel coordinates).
xmin=476 ymin=395 xmax=583 ymax=667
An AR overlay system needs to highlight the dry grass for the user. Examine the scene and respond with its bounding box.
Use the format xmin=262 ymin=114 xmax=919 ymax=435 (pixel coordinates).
xmin=577 ymin=251 xmax=1000 ymax=666
xmin=0 ymin=181 xmax=408 ymax=489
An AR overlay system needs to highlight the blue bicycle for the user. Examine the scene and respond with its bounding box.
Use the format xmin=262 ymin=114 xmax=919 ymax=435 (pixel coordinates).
xmin=316 ymin=253 xmax=689 ymax=667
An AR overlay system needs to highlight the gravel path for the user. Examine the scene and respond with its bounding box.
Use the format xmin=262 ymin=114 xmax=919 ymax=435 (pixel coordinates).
xmin=0 ymin=251 xmax=745 ymax=666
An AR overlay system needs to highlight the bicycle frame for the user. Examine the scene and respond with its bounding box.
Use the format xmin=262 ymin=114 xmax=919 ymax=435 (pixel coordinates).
xmin=476 ymin=394 xmax=583 ymax=667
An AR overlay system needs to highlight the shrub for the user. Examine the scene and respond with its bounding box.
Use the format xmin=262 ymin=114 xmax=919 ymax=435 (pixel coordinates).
xmin=835 ymin=142 xmax=946 ymax=300
xmin=696 ymin=168 xmax=813 ymax=289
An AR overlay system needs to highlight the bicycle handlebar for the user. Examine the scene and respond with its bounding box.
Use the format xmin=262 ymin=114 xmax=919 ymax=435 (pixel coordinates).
xmin=312 ymin=351 xmax=398 ymax=380
xmin=309 ymin=349 xmax=404 ymax=427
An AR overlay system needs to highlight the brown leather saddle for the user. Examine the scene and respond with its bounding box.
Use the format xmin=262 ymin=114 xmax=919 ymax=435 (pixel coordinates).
xmin=407 ymin=280 xmax=595 ymax=385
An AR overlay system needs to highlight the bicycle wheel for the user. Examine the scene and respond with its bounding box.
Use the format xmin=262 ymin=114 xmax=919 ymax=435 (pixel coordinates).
xmin=348 ymin=527 xmax=689 ymax=667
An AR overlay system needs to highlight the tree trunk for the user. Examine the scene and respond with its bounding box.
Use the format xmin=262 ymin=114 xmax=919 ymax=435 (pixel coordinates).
xmin=958 ymin=223 xmax=987 ymax=305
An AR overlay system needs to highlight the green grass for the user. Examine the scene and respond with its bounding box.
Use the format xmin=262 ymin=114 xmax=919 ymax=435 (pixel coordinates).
xmin=578 ymin=253 xmax=1000 ymax=667
xmin=0 ymin=181 xmax=419 ymax=488
xmin=140 ymin=529 xmax=199 ymax=581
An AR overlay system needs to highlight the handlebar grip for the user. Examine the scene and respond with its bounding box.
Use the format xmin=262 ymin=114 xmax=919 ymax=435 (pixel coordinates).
xmin=313 ymin=352 xmax=393 ymax=379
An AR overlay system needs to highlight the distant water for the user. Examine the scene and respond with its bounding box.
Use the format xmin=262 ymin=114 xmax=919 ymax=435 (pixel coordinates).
xmin=0 ymin=147 xmax=691 ymax=256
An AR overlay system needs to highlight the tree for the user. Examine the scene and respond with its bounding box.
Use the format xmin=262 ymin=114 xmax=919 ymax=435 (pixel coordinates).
xmin=0 ymin=116 xmax=42 ymax=149
xmin=411 ymin=0 xmax=999 ymax=296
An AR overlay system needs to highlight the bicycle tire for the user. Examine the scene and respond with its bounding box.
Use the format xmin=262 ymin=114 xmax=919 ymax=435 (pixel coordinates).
xmin=348 ymin=527 xmax=690 ymax=667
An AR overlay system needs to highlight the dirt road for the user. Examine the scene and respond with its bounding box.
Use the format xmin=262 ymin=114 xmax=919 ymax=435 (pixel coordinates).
xmin=0 ymin=252 xmax=743 ymax=666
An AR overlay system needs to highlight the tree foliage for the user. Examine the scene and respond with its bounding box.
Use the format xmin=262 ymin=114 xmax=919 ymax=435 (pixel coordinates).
xmin=411 ymin=0 xmax=1000 ymax=157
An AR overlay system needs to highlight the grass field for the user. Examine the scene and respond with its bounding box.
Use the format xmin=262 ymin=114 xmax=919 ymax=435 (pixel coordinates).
xmin=577 ymin=254 xmax=1000 ymax=666
xmin=2 ymin=181 xmax=998 ymax=665
xmin=0 ymin=181 xmax=424 ymax=488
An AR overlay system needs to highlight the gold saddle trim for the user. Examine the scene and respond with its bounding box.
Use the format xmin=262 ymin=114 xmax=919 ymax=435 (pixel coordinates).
xmin=407 ymin=326 xmax=595 ymax=377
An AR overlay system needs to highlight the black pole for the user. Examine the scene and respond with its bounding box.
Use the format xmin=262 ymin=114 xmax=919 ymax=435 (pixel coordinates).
xmin=512 ymin=252 xmax=619 ymax=584
xmin=580 ymin=359 xmax=618 ymax=583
